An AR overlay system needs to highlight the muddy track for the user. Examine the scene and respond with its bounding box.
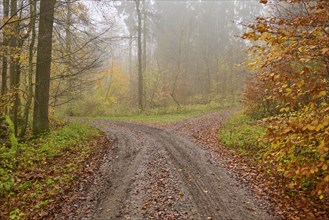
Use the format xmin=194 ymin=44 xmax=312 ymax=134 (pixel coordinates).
xmin=77 ymin=111 xmax=278 ymax=220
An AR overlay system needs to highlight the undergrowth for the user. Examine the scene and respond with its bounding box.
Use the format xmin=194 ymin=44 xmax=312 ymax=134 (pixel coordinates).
xmin=221 ymin=110 xmax=329 ymax=202
xmin=219 ymin=112 xmax=265 ymax=155
xmin=0 ymin=122 xmax=100 ymax=219
xmin=84 ymin=102 xmax=229 ymax=124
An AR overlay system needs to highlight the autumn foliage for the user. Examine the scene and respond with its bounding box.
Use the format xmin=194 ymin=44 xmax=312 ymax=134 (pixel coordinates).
xmin=243 ymin=0 xmax=329 ymax=198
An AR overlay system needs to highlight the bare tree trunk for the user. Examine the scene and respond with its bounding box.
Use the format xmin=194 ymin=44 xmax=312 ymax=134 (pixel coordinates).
xmin=136 ymin=0 xmax=143 ymax=111
xmin=171 ymin=25 xmax=184 ymax=107
xmin=142 ymin=1 xmax=147 ymax=72
xmin=9 ymin=0 xmax=19 ymax=135
xmin=142 ymin=1 xmax=147 ymax=107
xmin=20 ymin=0 xmax=37 ymax=137
xmin=230 ymin=45 xmax=235 ymax=104
xmin=128 ymin=34 xmax=133 ymax=106
xmin=33 ymin=0 xmax=56 ymax=135
xmin=1 ymin=0 xmax=9 ymax=101
xmin=65 ymin=0 xmax=73 ymax=112
xmin=205 ymin=29 xmax=211 ymax=97
xmin=105 ymin=57 xmax=114 ymax=101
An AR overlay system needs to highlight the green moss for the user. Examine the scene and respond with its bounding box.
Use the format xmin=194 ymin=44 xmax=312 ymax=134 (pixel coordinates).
xmin=5 ymin=116 xmax=18 ymax=151
xmin=219 ymin=112 xmax=265 ymax=154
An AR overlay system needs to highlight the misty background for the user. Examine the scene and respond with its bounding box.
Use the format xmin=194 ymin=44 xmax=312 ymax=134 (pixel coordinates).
xmin=53 ymin=0 xmax=264 ymax=116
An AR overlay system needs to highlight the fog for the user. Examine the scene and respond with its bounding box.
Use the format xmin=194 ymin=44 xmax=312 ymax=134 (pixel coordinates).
xmin=0 ymin=0 xmax=264 ymax=117
xmin=57 ymin=0 xmax=263 ymax=116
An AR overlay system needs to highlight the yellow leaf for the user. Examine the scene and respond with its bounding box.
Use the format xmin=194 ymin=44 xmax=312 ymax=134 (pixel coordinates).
xmin=280 ymin=107 xmax=290 ymax=112
xmin=316 ymin=124 xmax=324 ymax=131
xmin=319 ymin=195 xmax=324 ymax=200
xmin=319 ymin=91 xmax=327 ymax=97
xmin=322 ymin=164 xmax=328 ymax=171
xmin=324 ymin=176 xmax=329 ymax=182
xmin=317 ymin=140 xmax=328 ymax=153
xmin=306 ymin=124 xmax=315 ymax=131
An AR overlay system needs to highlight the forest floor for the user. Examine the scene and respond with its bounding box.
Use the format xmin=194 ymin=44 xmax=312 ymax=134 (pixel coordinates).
xmin=54 ymin=109 xmax=284 ymax=220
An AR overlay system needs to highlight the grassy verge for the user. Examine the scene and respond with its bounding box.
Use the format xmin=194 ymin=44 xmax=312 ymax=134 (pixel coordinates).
xmin=0 ymin=123 xmax=103 ymax=219
xmin=83 ymin=102 xmax=228 ymax=124
xmin=101 ymin=111 xmax=203 ymax=124
xmin=219 ymin=112 xmax=265 ymax=155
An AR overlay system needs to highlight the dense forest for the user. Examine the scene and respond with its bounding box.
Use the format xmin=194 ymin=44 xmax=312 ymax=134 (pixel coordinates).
xmin=0 ymin=0 xmax=328 ymax=219
xmin=1 ymin=0 xmax=261 ymax=129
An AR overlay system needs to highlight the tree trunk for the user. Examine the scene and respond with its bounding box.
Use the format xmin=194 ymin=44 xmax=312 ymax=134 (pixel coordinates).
xmin=65 ymin=0 xmax=73 ymax=112
xmin=33 ymin=0 xmax=56 ymax=135
xmin=142 ymin=1 xmax=147 ymax=108
xmin=136 ymin=0 xmax=143 ymax=111
xmin=9 ymin=0 xmax=19 ymax=135
xmin=142 ymin=1 xmax=147 ymax=72
xmin=20 ymin=0 xmax=37 ymax=137
xmin=171 ymin=26 xmax=183 ymax=107
xmin=1 ymin=0 xmax=9 ymax=99
xmin=230 ymin=43 xmax=235 ymax=104
xmin=128 ymin=34 xmax=133 ymax=106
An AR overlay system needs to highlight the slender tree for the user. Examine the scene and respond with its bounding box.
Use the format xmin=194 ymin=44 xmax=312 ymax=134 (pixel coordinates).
xmin=135 ymin=0 xmax=143 ymax=111
xmin=20 ymin=0 xmax=37 ymax=137
xmin=1 ymin=0 xmax=9 ymax=98
xmin=9 ymin=0 xmax=19 ymax=135
xmin=142 ymin=0 xmax=147 ymax=72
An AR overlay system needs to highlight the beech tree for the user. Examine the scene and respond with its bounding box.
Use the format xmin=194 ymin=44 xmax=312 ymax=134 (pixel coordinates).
xmin=33 ymin=0 xmax=57 ymax=135
xmin=243 ymin=0 xmax=329 ymax=198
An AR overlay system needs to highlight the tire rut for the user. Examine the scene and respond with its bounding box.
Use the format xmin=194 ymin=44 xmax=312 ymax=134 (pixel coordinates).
xmin=85 ymin=115 xmax=277 ymax=220
xmin=94 ymin=125 xmax=148 ymax=219
xmin=115 ymin=122 xmax=275 ymax=220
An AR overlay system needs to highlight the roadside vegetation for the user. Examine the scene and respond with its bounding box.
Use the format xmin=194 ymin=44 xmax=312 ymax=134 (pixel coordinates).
xmin=81 ymin=102 xmax=228 ymax=124
xmin=0 ymin=120 xmax=106 ymax=219
xmin=1 ymin=0 xmax=328 ymax=218
xmin=223 ymin=0 xmax=329 ymax=205
xmin=219 ymin=112 xmax=265 ymax=155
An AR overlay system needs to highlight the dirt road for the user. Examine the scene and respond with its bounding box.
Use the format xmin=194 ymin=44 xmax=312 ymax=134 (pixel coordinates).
xmin=68 ymin=111 xmax=278 ymax=220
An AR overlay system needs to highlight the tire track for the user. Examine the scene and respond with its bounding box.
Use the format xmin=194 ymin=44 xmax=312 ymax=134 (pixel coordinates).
xmin=123 ymin=123 xmax=275 ymax=220
xmin=81 ymin=112 xmax=278 ymax=220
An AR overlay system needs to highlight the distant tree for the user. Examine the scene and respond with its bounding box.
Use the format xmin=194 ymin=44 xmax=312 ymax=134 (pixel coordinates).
xmin=135 ymin=0 xmax=143 ymax=111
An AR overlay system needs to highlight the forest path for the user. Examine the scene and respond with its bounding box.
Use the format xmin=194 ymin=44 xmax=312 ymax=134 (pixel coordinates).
xmin=71 ymin=110 xmax=278 ymax=220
